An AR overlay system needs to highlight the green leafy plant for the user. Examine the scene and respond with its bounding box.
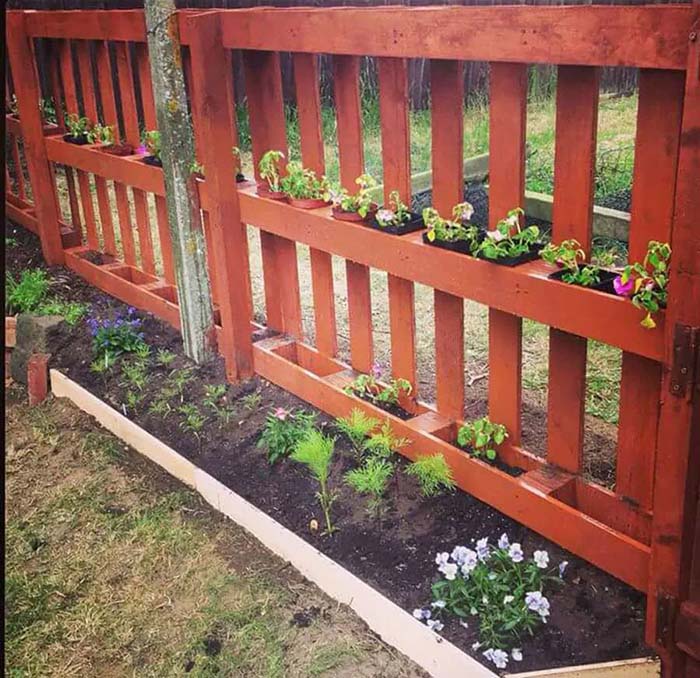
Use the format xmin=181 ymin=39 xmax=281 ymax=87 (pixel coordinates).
xmin=540 ymin=239 xmax=601 ymax=287
xmin=422 ymin=206 xmax=481 ymax=247
xmin=87 ymin=307 xmax=145 ymax=365
xmin=163 ymin=367 xmax=194 ymax=403
xmin=241 ymin=391 xmax=262 ymax=411
xmin=142 ymin=130 xmax=161 ymax=159
xmin=405 ymin=453 xmax=455 ymax=496
xmin=457 ymin=417 xmax=508 ymax=462
xmin=344 ymin=364 xmax=412 ymax=409
xmin=156 ymin=349 xmax=176 ymax=367
xmin=148 ymin=397 xmax=173 ymax=419
xmin=336 ymin=408 xmax=380 ymax=458
xmin=257 ymin=408 xmax=317 ymax=464
xmin=363 ymin=420 xmax=410 ymax=459
xmin=345 ymin=457 xmax=394 ymax=516
xmin=203 ymin=384 xmax=234 ymax=424
xmin=280 ymin=160 xmax=328 ymax=200
xmin=258 ymin=150 xmax=285 ymax=192
xmin=65 ymin=113 xmax=91 ymax=140
xmin=475 ymin=208 xmax=541 ymax=260
xmin=325 ymin=174 xmax=377 ymax=216
xmin=416 ymin=535 xmax=566 ymax=668
xmin=34 ymin=300 xmax=87 ymax=325
xmin=375 ymin=190 xmax=411 ymax=228
xmin=120 ymin=359 xmax=148 ymax=392
xmin=40 ymin=97 xmax=57 ymax=124
xmin=87 ymin=123 xmax=115 ymax=146
xmin=6 ymin=237 xmax=18 ymax=248
xmin=178 ymin=403 xmax=206 ymax=446
xmin=291 ymin=430 xmax=337 ymax=534
xmin=614 ymin=240 xmax=671 ymax=329
xmin=5 ymin=269 xmax=50 ymax=315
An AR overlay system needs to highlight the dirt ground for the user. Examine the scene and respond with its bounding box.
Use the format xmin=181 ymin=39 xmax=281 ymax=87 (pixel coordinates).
xmin=5 ymin=386 xmax=427 ymax=678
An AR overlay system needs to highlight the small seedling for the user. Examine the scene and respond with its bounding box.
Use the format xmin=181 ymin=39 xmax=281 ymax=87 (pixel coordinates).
xmin=457 ymin=417 xmax=508 ymax=461
xmin=325 ymin=173 xmax=377 ymax=216
xmin=476 ymin=208 xmax=540 ymax=260
xmin=336 ymin=408 xmax=380 ymax=458
xmin=258 ymin=150 xmax=285 ymax=192
xmin=148 ymin=398 xmax=173 ymax=419
xmin=375 ymin=190 xmax=412 ymax=228
xmin=203 ymin=384 xmax=234 ymax=424
xmin=291 ymin=430 xmax=337 ymax=534
xmin=541 ymin=239 xmax=600 ymax=287
xmin=156 ymin=348 xmax=176 ymax=367
xmin=345 ymin=365 xmax=412 ymax=409
xmin=90 ymin=352 xmax=117 ymax=375
xmin=35 ymin=300 xmax=88 ymax=325
xmin=65 ymin=112 xmax=91 ymax=140
xmin=165 ymin=367 xmax=194 ymax=403
xmin=405 ymin=453 xmax=455 ymax=497
xmin=241 ymin=391 xmax=262 ymax=411
xmin=280 ymin=160 xmax=328 ymax=200
xmin=179 ymin=403 xmax=206 ymax=447
xmin=141 ymin=129 xmax=161 ymax=159
xmin=257 ymin=408 xmax=317 ymax=464
xmin=362 ymin=420 xmax=410 ymax=459
xmin=120 ymin=359 xmax=147 ymax=392
xmin=6 ymin=237 xmax=17 ymax=248
xmin=423 ymin=204 xmax=480 ymax=247
xmin=345 ymin=457 xmax=394 ymax=517
xmin=87 ymin=122 xmax=115 ymax=145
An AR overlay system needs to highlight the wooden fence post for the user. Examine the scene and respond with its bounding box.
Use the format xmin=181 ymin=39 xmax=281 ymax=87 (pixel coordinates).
xmin=646 ymin=7 xmax=700 ymax=675
xmin=6 ymin=11 xmax=64 ymax=266
xmin=186 ymin=11 xmax=254 ymax=381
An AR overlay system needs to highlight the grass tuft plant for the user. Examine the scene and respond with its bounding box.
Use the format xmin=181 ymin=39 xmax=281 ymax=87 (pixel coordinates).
xmin=405 ymin=453 xmax=455 ymax=497
xmin=336 ymin=408 xmax=380 ymax=458
xmin=291 ymin=430 xmax=337 ymax=534
xmin=5 ymin=269 xmax=50 ymax=315
xmin=345 ymin=457 xmax=394 ymax=517
xmin=363 ymin=420 xmax=410 ymax=459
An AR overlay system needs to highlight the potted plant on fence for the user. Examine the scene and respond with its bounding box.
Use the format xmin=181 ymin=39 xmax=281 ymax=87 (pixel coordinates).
xmin=326 ymin=174 xmax=378 ymax=222
xmin=422 ymin=202 xmax=483 ymax=254
xmin=138 ymin=130 xmax=162 ymax=167
xmin=64 ymin=113 xmax=91 ymax=145
xmin=474 ymin=208 xmax=543 ymax=266
xmin=613 ymin=240 xmax=670 ymax=329
xmin=370 ymin=190 xmax=424 ymax=235
xmin=257 ymin=149 xmax=286 ymax=200
xmin=541 ymin=239 xmax=617 ymax=293
xmin=87 ymin=123 xmax=134 ymax=156
xmin=232 ymin=146 xmax=246 ymax=183
xmin=280 ymin=160 xmax=329 ymax=209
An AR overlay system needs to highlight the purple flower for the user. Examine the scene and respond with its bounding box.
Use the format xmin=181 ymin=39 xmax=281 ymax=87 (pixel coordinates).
xmin=371 ymin=362 xmax=383 ymax=379
xmin=136 ymin=144 xmax=147 ymax=155
xmin=613 ymin=275 xmax=634 ymax=297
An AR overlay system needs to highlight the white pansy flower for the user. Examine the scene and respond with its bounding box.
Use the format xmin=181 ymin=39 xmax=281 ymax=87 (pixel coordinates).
xmin=435 ymin=552 xmax=450 ymax=568
xmin=559 ymin=561 xmax=569 ymax=577
xmin=484 ymin=649 xmax=509 ymax=669
xmin=533 ymin=550 xmax=550 ymax=569
xmin=497 ymin=533 xmax=510 ymax=549
xmin=512 ymin=648 xmax=523 ymax=661
xmin=508 ymin=543 xmax=524 ymax=563
xmin=441 ymin=563 xmax=459 ymax=580
xmin=486 ymin=229 xmax=506 ymax=242
xmin=431 ymin=600 xmax=446 ymax=609
xmin=471 ymin=641 xmax=482 ymax=650
xmin=476 ymin=537 xmax=490 ymax=561
xmin=503 ymin=595 xmax=515 ymax=604
xmin=426 ymin=618 xmax=444 ymax=632
xmin=451 ymin=545 xmax=470 ymax=565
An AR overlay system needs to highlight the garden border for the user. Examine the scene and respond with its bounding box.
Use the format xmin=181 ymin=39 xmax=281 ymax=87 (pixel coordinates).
xmin=49 ymin=368 xmax=660 ymax=678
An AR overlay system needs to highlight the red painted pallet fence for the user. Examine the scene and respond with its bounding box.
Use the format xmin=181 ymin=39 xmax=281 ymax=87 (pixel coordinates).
xmin=5 ymin=7 xmax=699 ymax=675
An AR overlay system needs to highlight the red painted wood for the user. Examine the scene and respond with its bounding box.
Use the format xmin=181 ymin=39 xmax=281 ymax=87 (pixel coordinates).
xmin=293 ymin=52 xmax=337 ymax=357
xmin=616 ymin=69 xmax=684 ymax=511
xmin=431 ymin=58 xmax=465 ymax=419
xmin=154 ymin=195 xmax=175 ymax=285
xmin=333 ymin=54 xmax=373 ymax=373
xmin=546 ymin=66 xmax=599 ymax=473
xmin=27 ymin=353 xmax=50 ymax=406
xmin=378 ymin=57 xmax=417 ymax=392
xmin=488 ymin=62 xmax=528 ymax=444
xmin=188 ymin=12 xmax=254 ymax=380
xmin=6 ymin=13 xmax=64 ymax=264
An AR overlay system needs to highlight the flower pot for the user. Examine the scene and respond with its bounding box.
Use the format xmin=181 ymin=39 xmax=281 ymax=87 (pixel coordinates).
xmin=477 ymin=242 xmax=544 ymax=267
xmin=548 ymin=267 xmax=618 ymax=295
xmin=63 ymin=133 xmax=89 ymax=145
xmin=422 ymin=233 xmax=476 ymax=255
xmin=367 ymin=211 xmax=424 ymax=236
xmin=256 ymin=183 xmax=287 ymax=201
xmin=288 ymin=197 xmax=329 ymax=210
xmin=141 ymin=155 xmax=162 ymax=167
xmin=332 ymin=204 xmax=378 ymax=223
xmin=99 ymin=143 xmax=135 ymax=156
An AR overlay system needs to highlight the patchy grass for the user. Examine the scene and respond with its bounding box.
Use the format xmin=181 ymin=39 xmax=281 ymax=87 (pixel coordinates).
xmin=5 ymin=391 xmax=424 ymax=678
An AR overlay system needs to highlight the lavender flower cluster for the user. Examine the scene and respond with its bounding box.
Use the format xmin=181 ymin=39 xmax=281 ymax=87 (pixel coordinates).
xmin=87 ymin=306 xmax=145 ymax=356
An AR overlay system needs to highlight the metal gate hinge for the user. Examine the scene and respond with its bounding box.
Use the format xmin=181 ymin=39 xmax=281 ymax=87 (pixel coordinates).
xmin=670 ymin=324 xmax=700 ymax=401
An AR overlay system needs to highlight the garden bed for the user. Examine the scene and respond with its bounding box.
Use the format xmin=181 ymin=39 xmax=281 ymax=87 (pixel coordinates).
xmin=6 ymin=221 xmax=652 ymax=674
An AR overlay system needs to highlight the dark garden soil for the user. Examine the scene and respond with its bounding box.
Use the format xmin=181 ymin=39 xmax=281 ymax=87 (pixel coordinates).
xmin=6 ymin=220 xmax=651 ymax=673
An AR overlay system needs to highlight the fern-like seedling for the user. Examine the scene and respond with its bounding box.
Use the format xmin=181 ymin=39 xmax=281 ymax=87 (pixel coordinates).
xmin=345 ymin=457 xmax=394 ymax=516
xmin=405 ymin=453 xmax=455 ymax=497
xmin=336 ymin=408 xmax=380 ymax=457
xmin=291 ymin=430 xmax=337 ymax=534
xmin=362 ymin=420 xmax=410 ymax=459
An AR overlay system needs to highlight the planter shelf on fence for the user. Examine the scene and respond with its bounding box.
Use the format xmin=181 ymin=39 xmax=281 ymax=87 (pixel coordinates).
xmin=5 ymin=5 xmax=700 ymax=676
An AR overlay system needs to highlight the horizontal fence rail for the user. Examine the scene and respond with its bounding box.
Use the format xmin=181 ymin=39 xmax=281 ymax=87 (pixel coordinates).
xmin=6 ymin=6 xmax=700 ymax=674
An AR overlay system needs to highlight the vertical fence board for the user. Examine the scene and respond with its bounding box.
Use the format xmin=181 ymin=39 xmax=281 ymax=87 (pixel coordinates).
xmin=76 ymin=40 xmax=115 ymax=255
xmin=243 ymin=49 xmax=302 ymax=338
xmin=488 ymin=62 xmax=527 ymax=443
xmin=188 ymin=12 xmax=254 ymax=380
xmin=294 ymin=52 xmax=337 ymax=356
xmin=334 ymin=54 xmax=373 ymax=373
xmin=616 ymin=69 xmax=684 ymax=510
xmin=431 ymin=58 xmax=465 ymax=419
xmin=155 ymin=195 xmax=175 ymax=285
xmin=59 ymin=38 xmax=98 ymax=250
xmin=378 ymin=57 xmax=417 ymax=391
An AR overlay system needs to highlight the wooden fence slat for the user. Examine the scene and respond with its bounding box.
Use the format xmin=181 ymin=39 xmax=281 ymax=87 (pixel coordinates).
xmin=76 ymin=39 xmax=115 ymax=255
xmin=293 ymin=52 xmax=337 ymax=357
xmin=243 ymin=49 xmax=302 ymax=339
xmin=378 ymin=57 xmax=417 ymax=393
xmin=333 ymin=54 xmax=373 ymax=373
xmin=646 ymin=16 xmax=700 ymax=669
xmin=488 ymin=62 xmax=528 ymax=444
xmin=59 ymin=38 xmax=98 ymax=250
xmin=134 ymin=42 xmax=156 ymax=129
xmin=616 ymin=69 xmax=685 ymax=510
xmin=5 ymin=13 xmax=64 ymax=264
xmin=10 ymin=136 xmax=26 ymax=201
xmin=188 ymin=12 xmax=255 ymax=380
xmin=431 ymin=58 xmax=465 ymax=420
xmin=154 ymin=195 xmax=175 ymax=285
xmin=547 ymin=65 xmax=599 ymax=473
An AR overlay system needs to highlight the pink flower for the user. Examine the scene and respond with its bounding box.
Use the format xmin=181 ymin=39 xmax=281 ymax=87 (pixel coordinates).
xmin=613 ymin=275 xmax=634 ymax=297
xmin=136 ymin=144 xmax=147 ymax=155
xmin=274 ymin=407 xmax=289 ymax=421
